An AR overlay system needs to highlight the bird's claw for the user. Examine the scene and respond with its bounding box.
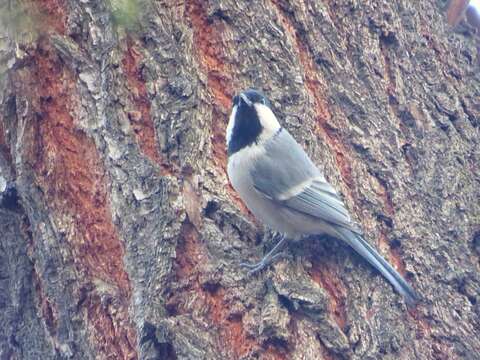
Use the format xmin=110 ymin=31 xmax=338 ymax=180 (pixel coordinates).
xmin=240 ymin=262 xmax=267 ymax=275
xmin=240 ymin=252 xmax=286 ymax=275
xmin=239 ymin=261 xmax=260 ymax=270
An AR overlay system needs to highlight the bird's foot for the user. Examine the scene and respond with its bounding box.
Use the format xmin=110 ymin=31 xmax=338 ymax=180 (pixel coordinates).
xmin=241 ymin=234 xmax=288 ymax=275
xmin=240 ymin=252 xmax=285 ymax=274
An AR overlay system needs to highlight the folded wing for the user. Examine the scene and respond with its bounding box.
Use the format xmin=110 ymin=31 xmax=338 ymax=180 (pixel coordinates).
xmin=250 ymin=128 xmax=418 ymax=304
xmin=251 ymin=128 xmax=359 ymax=233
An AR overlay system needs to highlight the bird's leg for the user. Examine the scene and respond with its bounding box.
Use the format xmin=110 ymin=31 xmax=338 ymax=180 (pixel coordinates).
xmin=240 ymin=234 xmax=288 ymax=274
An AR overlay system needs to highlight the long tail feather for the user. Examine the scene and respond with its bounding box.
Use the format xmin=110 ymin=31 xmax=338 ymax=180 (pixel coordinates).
xmin=337 ymin=228 xmax=419 ymax=305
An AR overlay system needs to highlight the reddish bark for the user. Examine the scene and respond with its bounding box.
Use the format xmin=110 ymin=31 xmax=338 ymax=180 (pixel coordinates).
xmin=172 ymin=221 xmax=262 ymax=359
xmin=15 ymin=35 xmax=137 ymax=359
xmin=309 ymin=263 xmax=347 ymax=331
xmin=122 ymin=37 xmax=171 ymax=175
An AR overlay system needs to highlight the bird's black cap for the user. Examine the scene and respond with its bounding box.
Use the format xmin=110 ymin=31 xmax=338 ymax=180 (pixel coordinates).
xmin=227 ymin=89 xmax=270 ymax=156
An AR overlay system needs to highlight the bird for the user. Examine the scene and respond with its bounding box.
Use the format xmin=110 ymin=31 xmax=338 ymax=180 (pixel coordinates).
xmin=226 ymin=88 xmax=418 ymax=305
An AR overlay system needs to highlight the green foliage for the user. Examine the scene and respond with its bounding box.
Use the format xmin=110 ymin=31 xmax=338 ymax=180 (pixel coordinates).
xmin=0 ymin=1 xmax=39 ymax=42
xmin=110 ymin=0 xmax=143 ymax=31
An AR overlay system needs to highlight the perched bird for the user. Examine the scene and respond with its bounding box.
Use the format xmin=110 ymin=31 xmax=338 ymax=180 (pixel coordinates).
xmin=226 ymin=89 xmax=418 ymax=305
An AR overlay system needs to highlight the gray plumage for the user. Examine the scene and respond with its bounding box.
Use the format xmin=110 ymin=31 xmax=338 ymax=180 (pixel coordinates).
xmin=227 ymin=89 xmax=418 ymax=305
xmin=252 ymin=130 xmax=358 ymax=231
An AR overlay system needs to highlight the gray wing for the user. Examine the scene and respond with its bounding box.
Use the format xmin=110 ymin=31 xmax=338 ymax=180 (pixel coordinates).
xmin=252 ymin=130 xmax=418 ymax=304
xmin=251 ymin=129 xmax=360 ymax=232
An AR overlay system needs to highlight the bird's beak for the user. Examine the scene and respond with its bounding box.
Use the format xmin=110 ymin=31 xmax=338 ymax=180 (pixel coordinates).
xmin=239 ymin=93 xmax=253 ymax=107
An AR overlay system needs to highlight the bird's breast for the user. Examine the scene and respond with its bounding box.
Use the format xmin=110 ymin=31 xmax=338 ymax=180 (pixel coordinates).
xmin=227 ymin=148 xmax=307 ymax=238
xmin=227 ymin=148 xmax=340 ymax=239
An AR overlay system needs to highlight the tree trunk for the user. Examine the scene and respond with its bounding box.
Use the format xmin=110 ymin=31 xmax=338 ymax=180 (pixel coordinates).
xmin=1 ymin=0 xmax=479 ymax=359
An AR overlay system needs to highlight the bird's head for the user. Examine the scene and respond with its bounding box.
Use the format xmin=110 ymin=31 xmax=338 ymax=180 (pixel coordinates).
xmin=226 ymin=89 xmax=280 ymax=156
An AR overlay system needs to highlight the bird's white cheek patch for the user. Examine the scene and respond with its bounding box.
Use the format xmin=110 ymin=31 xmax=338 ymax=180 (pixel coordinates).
xmin=226 ymin=105 xmax=237 ymax=146
xmin=254 ymin=104 xmax=281 ymax=140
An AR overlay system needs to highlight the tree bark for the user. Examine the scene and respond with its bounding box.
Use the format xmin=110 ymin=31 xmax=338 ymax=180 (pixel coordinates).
xmin=1 ymin=0 xmax=479 ymax=359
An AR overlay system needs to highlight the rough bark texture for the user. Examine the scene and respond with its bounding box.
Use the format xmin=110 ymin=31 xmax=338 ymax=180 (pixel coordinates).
xmin=1 ymin=0 xmax=479 ymax=359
